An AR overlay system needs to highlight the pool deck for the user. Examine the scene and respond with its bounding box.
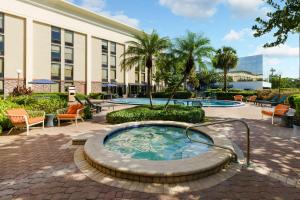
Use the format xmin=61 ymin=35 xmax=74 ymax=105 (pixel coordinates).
xmin=0 ymin=103 xmax=300 ymax=199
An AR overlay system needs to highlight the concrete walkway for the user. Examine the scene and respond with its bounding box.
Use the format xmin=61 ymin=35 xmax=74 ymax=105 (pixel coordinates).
xmin=0 ymin=104 xmax=299 ymax=200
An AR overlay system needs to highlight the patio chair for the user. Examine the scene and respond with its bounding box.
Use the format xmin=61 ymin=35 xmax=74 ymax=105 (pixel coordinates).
xmin=84 ymin=97 xmax=102 ymax=113
xmin=191 ymin=101 xmax=203 ymax=108
xmin=173 ymin=100 xmax=185 ymax=106
xmin=74 ymin=96 xmax=84 ymax=105
xmin=255 ymin=95 xmax=279 ymax=106
xmin=6 ymin=108 xmax=45 ymax=135
xmin=261 ymin=104 xmax=289 ymax=124
xmin=57 ymin=104 xmax=85 ymax=126
xmin=246 ymin=95 xmax=257 ymax=103
xmin=234 ymin=95 xmax=244 ymax=102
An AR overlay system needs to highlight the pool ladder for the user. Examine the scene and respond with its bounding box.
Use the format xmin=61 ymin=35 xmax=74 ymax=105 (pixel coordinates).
xmin=185 ymin=120 xmax=250 ymax=167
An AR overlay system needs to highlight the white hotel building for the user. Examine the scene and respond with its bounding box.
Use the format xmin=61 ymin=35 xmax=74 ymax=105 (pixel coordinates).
xmin=0 ymin=0 xmax=149 ymax=96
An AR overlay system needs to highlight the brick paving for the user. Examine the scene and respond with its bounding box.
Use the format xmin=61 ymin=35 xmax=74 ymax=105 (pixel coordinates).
xmin=0 ymin=104 xmax=299 ymax=199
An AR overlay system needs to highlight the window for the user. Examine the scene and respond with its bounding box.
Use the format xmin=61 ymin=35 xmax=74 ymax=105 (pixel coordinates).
xmin=141 ymin=64 xmax=145 ymax=72
xmin=135 ymin=65 xmax=139 ymax=72
xmin=50 ymin=82 xmax=60 ymax=92
xmin=110 ymin=42 xmax=116 ymax=55
xmin=65 ymin=30 xmax=73 ymax=46
xmin=0 ymin=13 xmax=3 ymax=33
xmin=102 ymin=40 xmax=108 ymax=53
xmin=102 ymin=53 xmax=108 ymax=67
xmin=110 ymin=55 xmax=116 ymax=68
xmin=51 ymin=45 xmax=61 ymax=62
xmin=51 ymin=27 xmax=61 ymax=44
xmin=102 ymin=69 xmax=108 ymax=82
xmin=65 ymin=47 xmax=73 ymax=64
xmin=141 ymin=73 xmax=146 ymax=83
xmin=110 ymin=69 xmax=116 ymax=81
xmin=135 ymin=72 xmax=139 ymax=83
xmin=0 ymin=35 xmax=3 ymax=56
xmin=65 ymin=65 xmax=73 ymax=80
xmin=0 ymin=58 xmax=3 ymax=77
xmin=51 ymin=63 xmax=60 ymax=80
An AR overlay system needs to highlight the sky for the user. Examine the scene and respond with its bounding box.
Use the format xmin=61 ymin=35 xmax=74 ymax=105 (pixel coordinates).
xmin=68 ymin=0 xmax=299 ymax=78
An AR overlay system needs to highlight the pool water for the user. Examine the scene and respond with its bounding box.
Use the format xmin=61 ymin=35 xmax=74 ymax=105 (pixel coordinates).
xmin=111 ymin=98 xmax=243 ymax=107
xmin=104 ymin=125 xmax=213 ymax=161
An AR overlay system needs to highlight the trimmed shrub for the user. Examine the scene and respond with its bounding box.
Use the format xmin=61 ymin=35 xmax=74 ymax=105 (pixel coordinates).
xmin=107 ymin=105 xmax=205 ymax=124
xmin=26 ymin=98 xmax=67 ymax=114
xmin=152 ymin=91 xmax=194 ymax=99
xmin=32 ymin=93 xmax=68 ymax=101
xmin=75 ymin=93 xmax=87 ymax=100
xmin=205 ymin=91 xmax=257 ymax=100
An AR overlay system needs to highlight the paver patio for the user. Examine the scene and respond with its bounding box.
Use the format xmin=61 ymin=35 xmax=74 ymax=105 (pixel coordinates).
xmin=0 ymin=104 xmax=299 ymax=200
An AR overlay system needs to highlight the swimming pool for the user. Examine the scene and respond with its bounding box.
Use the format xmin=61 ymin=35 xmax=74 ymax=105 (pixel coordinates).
xmin=111 ymin=98 xmax=244 ymax=107
xmin=104 ymin=125 xmax=213 ymax=161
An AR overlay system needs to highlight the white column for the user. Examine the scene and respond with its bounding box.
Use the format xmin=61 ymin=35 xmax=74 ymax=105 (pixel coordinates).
xmin=124 ymin=44 xmax=129 ymax=95
xmin=86 ymin=34 xmax=92 ymax=94
xmin=25 ymin=17 xmax=33 ymax=87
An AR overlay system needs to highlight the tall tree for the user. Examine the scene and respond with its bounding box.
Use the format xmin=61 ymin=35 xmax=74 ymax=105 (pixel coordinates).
xmin=212 ymin=47 xmax=239 ymax=92
xmin=252 ymin=0 xmax=300 ymax=84
xmin=121 ymin=31 xmax=169 ymax=108
xmin=164 ymin=31 xmax=214 ymax=109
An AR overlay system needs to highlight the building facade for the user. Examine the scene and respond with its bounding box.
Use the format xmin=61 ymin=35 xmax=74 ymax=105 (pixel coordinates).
xmin=0 ymin=0 xmax=149 ymax=96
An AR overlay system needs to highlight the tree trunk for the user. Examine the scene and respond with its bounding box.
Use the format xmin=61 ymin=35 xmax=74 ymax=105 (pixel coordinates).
xmin=223 ymin=68 xmax=228 ymax=92
xmin=164 ymin=74 xmax=187 ymax=110
xmin=147 ymin=66 xmax=153 ymax=108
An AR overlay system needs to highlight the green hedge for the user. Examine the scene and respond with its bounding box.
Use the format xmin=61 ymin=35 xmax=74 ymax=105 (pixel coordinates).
xmin=288 ymin=94 xmax=300 ymax=109
xmin=0 ymin=100 xmax=21 ymax=132
xmin=152 ymin=91 xmax=194 ymax=99
xmin=107 ymin=105 xmax=205 ymax=124
xmin=88 ymin=92 xmax=105 ymax=99
xmin=32 ymin=93 xmax=68 ymax=101
xmin=205 ymin=91 xmax=257 ymax=100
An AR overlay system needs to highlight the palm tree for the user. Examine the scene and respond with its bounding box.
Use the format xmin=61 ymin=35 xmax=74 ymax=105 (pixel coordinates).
xmin=212 ymin=47 xmax=238 ymax=92
xmin=164 ymin=31 xmax=214 ymax=109
xmin=121 ymin=31 xmax=169 ymax=108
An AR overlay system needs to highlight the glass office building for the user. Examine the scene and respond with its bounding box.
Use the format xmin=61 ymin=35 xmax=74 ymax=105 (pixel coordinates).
xmin=233 ymin=55 xmax=263 ymax=76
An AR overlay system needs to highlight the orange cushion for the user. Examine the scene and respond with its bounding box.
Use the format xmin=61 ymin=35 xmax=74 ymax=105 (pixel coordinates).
xmin=234 ymin=95 xmax=243 ymax=101
xmin=261 ymin=110 xmax=273 ymax=116
xmin=66 ymin=104 xmax=83 ymax=114
xmin=57 ymin=114 xmax=77 ymax=119
xmin=274 ymin=104 xmax=289 ymax=116
xmin=28 ymin=117 xmax=44 ymax=125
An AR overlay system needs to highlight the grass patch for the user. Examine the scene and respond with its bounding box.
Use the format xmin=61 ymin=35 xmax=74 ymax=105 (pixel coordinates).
xmin=107 ymin=105 xmax=205 ymax=124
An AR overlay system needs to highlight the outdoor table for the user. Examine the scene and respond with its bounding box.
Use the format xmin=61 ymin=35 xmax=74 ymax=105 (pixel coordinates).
xmin=45 ymin=114 xmax=56 ymax=127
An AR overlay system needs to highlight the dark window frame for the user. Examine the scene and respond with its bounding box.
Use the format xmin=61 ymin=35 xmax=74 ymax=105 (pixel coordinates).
xmin=64 ymin=47 xmax=74 ymax=64
xmin=51 ymin=63 xmax=61 ymax=80
xmin=0 ymin=13 xmax=4 ymax=33
xmin=102 ymin=40 xmax=108 ymax=53
xmin=51 ymin=45 xmax=61 ymax=62
xmin=64 ymin=64 xmax=74 ymax=81
xmin=0 ymin=57 xmax=4 ymax=77
xmin=0 ymin=35 xmax=4 ymax=56
xmin=110 ymin=42 xmax=116 ymax=55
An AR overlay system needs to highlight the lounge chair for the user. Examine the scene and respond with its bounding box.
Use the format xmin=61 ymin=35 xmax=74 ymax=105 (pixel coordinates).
xmin=259 ymin=95 xmax=287 ymax=107
xmin=57 ymin=104 xmax=85 ymax=126
xmin=75 ymin=96 xmax=84 ymax=105
xmin=261 ymin=104 xmax=289 ymax=124
xmin=255 ymin=95 xmax=279 ymax=106
xmin=234 ymin=95 xmax=244 ymax=102
xmin=246 ymin=95 xmax=257 ymax=103
xmin=6 ymin=108 xmax=45 ymax=135
xmin=173 ymin=100 xmax=185 ymax=106
xmin=84 ymin=97 xmax=102 ymax=113
xmin=191 ymin=101 xmax=203 ymax=108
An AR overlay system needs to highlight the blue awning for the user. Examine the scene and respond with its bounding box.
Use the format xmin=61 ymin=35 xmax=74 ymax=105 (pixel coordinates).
xmin=29 ymin=79 xmax=57 ymax=85
xmin=102 ymin=83 xmax=118 ymax=87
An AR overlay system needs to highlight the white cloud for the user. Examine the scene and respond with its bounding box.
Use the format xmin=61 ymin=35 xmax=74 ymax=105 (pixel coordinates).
xmin=255 ymin=45 xmax=299 ymax=57
xmin=223 ymin=28 xmax=253 ymax=42
xmin=68 ymin=0 xmax=139 ymax=27
xmin=264 ymin=58 xmax=281 ymax=66
xmin=159 ymin=0 xmax=222 ymax=19
xmin=227 ymin=0 xmax=267 ymax=17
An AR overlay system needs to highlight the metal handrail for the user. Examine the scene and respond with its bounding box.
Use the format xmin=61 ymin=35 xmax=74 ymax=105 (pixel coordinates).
xmin=185 ymin=120 xmax=250 ymax=167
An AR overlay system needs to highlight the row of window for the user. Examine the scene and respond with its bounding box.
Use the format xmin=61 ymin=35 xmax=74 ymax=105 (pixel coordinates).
xmin=135 ymin=64 xmax=146 ymax=83
xmin=51 ymin=27 xmax=74 ymax=84
xmin=102 ymin=40 xmax=117 ymax=83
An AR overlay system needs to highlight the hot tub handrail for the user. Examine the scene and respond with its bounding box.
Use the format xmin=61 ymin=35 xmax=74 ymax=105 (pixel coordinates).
xmin=185 ymin=120 xmax=250 ymax=167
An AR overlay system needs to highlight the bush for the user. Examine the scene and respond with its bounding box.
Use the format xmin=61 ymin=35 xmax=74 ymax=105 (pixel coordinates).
xmin=89 ymin=93 xmax=105 ymax=99
xmin=26 ymin=98 xmax=67 ymax=114
xmin=75 ymin=93 xmax=87 ymax=100
xmin=107 ymin=105 xmax=205 ymax=124
xmin=10 ymin=86 xmax=33 ymax=96
xmin=32 ymin=93 xmax=68 ymax=101
xmin=288 ymin=94 xmax=300 ymax=109
xmin=205 ymin=91 xmax=257 ymax=100
xmin=152 ymin=91 xmax=194 ymax=99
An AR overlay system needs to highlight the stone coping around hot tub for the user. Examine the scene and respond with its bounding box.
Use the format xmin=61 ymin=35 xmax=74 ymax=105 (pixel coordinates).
xmin=84 ymin=121 xmax=234 ymax=178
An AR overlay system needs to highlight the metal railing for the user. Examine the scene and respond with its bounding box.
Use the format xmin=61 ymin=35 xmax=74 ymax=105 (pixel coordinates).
xmin=185 ymin=120 xmax=250 ymax=167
